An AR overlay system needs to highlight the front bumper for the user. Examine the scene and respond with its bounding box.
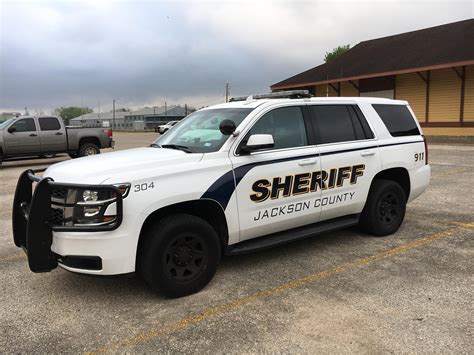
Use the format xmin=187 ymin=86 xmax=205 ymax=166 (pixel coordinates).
xmin=12 ymin=169 xmax=123 ymax=273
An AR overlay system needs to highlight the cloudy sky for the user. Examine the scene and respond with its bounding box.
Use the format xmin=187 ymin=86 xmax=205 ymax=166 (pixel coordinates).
xmin=0 ymin=0 xmax=472 ymax=113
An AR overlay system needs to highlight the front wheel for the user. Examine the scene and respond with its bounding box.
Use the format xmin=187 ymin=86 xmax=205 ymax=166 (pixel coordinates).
xmin=138 ymin=214 xmax=221 ymax=297
xmin=359 ymin=179 xmax=406 ymax=236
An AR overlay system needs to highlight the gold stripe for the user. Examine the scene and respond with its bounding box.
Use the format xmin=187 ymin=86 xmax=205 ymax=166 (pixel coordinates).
xmin=89 ymin=222 xmax=473 ymax=353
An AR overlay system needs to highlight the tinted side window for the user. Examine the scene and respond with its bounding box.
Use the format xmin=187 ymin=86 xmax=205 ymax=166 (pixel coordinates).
xmin=351 ymin=105 xmax=374 ymax=139
xmin=39 ymin=117 xmax=61 ymax=131
xmin=310 ymin=105 xmax=356 ymax=144
xmin=372 ymin=104 xmax=420 ymax=137
xmin=244 ymin=106 xmax=307 ymax=151
xmin=12 ymin=118 xmax=36 ymax=132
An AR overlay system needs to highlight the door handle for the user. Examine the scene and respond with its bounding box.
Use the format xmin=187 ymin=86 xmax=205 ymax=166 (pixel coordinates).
xmin=55 ymin=132 xmax=63 ymax=135
xmin=298 ymin=158 xmax=318 ymax=166
xmin=361 ymin=150 xmax=375 ymax=156
xmin=29 ymin=134 xmax=38 ymax=137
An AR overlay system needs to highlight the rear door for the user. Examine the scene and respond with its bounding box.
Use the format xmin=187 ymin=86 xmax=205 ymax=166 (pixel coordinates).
xmin=3 ymin=118 xmax=41 ymax=155
xmin=230 ymin=105 xmax=322 ymax=241
xmin=38 ymin=117 xmax=67 ymax=153
xmin=307 ymin=104 xmax=381 ymax=221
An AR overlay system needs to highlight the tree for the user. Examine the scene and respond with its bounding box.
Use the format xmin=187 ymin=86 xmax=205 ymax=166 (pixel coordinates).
xmin=324 ymin=44 xmax=350 ymax=63
xmin=53 ymin=106 xmax=93 ymax=125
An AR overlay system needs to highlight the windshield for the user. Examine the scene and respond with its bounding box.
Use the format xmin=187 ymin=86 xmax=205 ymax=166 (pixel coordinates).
xmin=0 ymin=118 xmax=14 ymax=129
xmin=153 ymin=108 xmax=253 ymax=153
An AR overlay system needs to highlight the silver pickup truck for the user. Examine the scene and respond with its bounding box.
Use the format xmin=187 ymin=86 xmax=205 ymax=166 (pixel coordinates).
xmin=0 ymin=115 xmax=114 ymax=165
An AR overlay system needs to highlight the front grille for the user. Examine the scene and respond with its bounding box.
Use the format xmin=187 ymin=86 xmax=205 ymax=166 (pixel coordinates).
xmin=50 ymin=208 xmax=64 ymax=226
xmin=51 ymin=188 xmax=67 ymax=199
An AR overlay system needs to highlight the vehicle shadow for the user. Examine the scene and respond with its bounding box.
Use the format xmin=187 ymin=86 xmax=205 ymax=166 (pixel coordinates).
xmin=50 ymin=227 xmax=365 ymax=301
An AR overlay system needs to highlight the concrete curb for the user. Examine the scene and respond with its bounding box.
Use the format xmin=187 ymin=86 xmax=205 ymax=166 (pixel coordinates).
xmin=426 ymin=135 xmax=474 ymax=145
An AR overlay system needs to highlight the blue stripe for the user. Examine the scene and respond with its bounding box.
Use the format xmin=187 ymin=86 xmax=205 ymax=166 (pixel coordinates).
xmin=201 ymin=140 xmax=422 ymax=209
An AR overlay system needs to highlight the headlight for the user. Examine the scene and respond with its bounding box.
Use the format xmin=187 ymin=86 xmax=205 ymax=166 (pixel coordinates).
xmin=83 ymin=190 xmax=99 ymax=202
xmin=49 ymin=183 xmax=130 ymax=228
xmin=73 ymin=184 xmax=130 ymax=226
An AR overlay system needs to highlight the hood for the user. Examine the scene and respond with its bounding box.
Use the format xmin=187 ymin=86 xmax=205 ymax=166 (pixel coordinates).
xmin=44 ymin=147 xmax=203 ymax=184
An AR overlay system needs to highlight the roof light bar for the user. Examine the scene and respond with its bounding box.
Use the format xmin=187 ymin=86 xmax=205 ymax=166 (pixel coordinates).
xmin=229 ymin=90 xmax=312 ymax=102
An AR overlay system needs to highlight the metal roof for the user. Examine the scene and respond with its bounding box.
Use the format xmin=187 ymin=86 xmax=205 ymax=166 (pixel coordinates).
xmin=272 ymin=19 xmax=474 ymax=90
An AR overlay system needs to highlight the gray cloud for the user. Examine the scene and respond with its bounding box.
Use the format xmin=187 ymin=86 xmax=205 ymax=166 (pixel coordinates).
xmin=0 ymin=0 xmax=472 ymax=113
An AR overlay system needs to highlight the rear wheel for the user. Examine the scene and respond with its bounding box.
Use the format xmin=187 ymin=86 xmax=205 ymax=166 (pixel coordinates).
xmin=359 ymin=179 xmax=406 ymax=236
xmin=138 ymin=214 xmax=220 ymax=297
xmin=78 ymin=143 xmax=100 ymax=157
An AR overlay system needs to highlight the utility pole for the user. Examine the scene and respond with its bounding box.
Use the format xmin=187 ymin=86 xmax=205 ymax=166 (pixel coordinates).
xmin=98 ymin=98 xmax=101 ymax=119
xmin=165 ymin=101 xmax=167 ymax=116
xmin=185 ymin=104 xmax=188 ymax=116
xmin=225 ymin=83 xmax=230 ymax=102
xmin=113 ymin=99 xmax=116 ymax=129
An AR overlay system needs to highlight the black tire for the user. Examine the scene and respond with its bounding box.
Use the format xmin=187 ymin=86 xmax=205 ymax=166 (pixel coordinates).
xmin=359 ymin=179 xmax=406 ymax=236
xmin=138 ymin=214 xmax=221 ymax=297
xmin=78 ymin=143 xmax=100 ymax=157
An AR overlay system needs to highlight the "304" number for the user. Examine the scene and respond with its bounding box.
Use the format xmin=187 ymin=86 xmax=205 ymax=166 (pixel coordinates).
xmin=134 ymin=182 xmax=155 ymax=192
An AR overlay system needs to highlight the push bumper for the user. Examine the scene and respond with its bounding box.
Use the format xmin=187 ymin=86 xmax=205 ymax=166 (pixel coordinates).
xmin=12 ymin=169 xmax=123 ymax=273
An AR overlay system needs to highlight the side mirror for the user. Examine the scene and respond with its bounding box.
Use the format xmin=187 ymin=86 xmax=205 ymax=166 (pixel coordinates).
xmin=7 ymin=126 xmax=16 ymax=133
xmin=219 ymin=119 xmax=236 ymax=136
xmin=241 ymin=134 xmax=274 ymax=154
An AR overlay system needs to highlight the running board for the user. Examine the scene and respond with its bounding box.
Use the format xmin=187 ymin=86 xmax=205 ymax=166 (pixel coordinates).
xmin=226 ymin=214 xmax=360 ymax=255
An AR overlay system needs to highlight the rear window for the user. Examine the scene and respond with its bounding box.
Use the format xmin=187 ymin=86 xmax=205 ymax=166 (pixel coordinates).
xmin=372 ymin=104 xmax=420 ymax=137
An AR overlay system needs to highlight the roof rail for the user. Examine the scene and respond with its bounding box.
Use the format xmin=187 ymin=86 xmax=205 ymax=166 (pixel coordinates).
xmin=229 ymin=90 xmax=312 ymax=102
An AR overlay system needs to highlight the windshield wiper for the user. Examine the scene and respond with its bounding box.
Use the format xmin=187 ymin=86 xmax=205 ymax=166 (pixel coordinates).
xmin=161 ymin=144 xmax=193 ymax=153
xmin=150 ymin=143 xmax=160 ymax=148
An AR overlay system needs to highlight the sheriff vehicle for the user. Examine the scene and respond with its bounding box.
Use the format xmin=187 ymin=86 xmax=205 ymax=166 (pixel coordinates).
xmin=12 ymin=91 xmax=430 ymax=297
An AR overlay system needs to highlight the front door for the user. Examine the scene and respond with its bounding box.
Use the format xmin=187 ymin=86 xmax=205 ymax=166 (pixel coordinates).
xmin=230 ymin=105 xmax=321 ymax=241
xmin=3 ymin=118 xmax=41 ymax=155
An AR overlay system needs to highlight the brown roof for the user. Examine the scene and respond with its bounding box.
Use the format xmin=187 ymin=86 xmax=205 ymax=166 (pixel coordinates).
xmin=271 ymin=19 xmax=474 ymax=90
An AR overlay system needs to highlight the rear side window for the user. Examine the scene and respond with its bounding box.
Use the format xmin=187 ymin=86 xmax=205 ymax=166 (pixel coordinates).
xmin=39 ymin=117 xmax=61 ymax=131
xmin=309 ymin=105 xmax=373 ymax=144
xmin=372 ymin=104 xmax=420 ymax=137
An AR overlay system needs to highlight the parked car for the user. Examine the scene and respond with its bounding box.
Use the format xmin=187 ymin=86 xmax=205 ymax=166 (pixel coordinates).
xmin=12 ymin=91 xmax=430 ymax=298
xmin=0 ymin=115 xmax=114 ymax=165
xmin=155 ymin=120 xmax=179 ymax=134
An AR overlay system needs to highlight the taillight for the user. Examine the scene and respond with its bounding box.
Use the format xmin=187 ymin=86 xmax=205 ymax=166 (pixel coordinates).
xmin=422 ymin=135 xmax=428 ymax=165
xmin=108 ymin=128 xmax=113 ymax=139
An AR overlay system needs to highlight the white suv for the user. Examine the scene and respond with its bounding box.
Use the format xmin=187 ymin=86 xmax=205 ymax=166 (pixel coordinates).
xmin=12 ymin=91 xmax=430 ymax=297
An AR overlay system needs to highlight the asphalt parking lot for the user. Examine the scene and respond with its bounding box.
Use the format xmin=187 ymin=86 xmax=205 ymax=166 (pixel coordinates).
xmin=0 ymin=132 xmax=473 ymax=353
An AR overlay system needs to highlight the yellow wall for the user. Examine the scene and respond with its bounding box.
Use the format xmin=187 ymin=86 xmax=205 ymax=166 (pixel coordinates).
xmin=429 ymin=68 xmax=461 ymax=122
xmin=315 ymin=84 xmax=338 ymax=97
xmin=464 ymin=65 xmax=474 ymax=122
xmin=340 ymin=81 xmax=359 ymax=97
xmin=395 ymin=73 xmax=426 ymax=122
